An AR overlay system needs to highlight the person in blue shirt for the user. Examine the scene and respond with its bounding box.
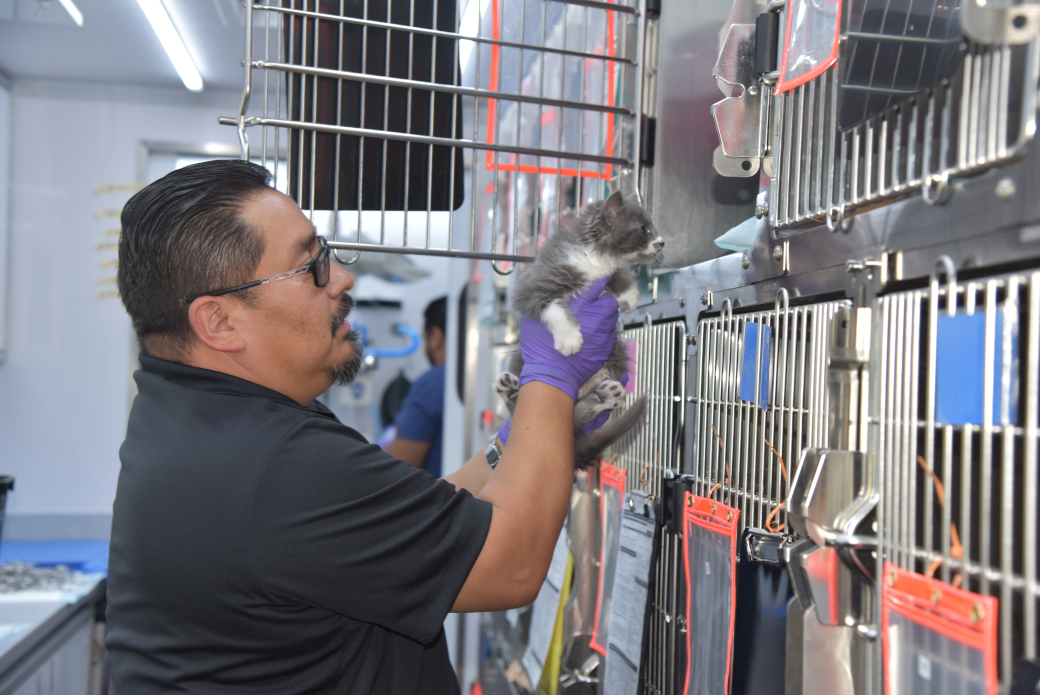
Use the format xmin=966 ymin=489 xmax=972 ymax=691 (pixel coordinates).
xmin=385 ymin=297 xmax=447 ymax=476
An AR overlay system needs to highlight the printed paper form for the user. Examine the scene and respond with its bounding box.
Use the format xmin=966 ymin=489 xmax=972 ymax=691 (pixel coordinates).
xmin=602 ymin=507 xmax=656 ymax=695
xmin=522 ymin=526 xmax=570 ymax=687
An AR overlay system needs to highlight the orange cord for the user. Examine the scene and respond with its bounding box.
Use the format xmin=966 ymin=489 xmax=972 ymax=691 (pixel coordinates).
xmin=708 ymin=424 xmax=731 ymax=503
xmin=763 ymin=438 xmax=788 ymax=533
xmin=709 ymin=424 xmax=731 ymax=482
xmin=640 ymin=464 xmax=650 ymax=485
xmin=765 ymin=501 xmax=786 ymax=533
xmin=917 ymin=455 xmax=965 ymax=585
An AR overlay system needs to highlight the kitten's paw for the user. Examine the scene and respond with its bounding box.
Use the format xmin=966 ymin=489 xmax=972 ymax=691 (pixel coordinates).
xmin=592 ymin=379 xmax=626 ymax=409
xmin=494 ymin=372 xmax=520 ymax=400
xmin=553 ymin=325 xmax=584 ymax=356
xmin=617 ymin=285 xmax=639 ymax=313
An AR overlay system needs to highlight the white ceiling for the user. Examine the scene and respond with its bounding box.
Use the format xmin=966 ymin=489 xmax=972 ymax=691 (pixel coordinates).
xmin=0 ymin=0 xmax=254 ymax=92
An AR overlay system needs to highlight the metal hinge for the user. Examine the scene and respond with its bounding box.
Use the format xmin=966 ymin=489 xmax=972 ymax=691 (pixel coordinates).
xmin=640 ymin=115 xmax=657 ymax=167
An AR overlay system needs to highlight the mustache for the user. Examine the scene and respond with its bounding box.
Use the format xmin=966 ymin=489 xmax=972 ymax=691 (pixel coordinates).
xmin=331 ymin=293 xmax=355 ymax=335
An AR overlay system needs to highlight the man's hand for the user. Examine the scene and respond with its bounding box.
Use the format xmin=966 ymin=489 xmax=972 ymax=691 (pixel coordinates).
xmin=518 ymin=276 xmax=620 ymax=400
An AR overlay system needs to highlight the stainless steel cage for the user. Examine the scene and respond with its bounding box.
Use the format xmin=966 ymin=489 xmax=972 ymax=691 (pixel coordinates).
xmin=771 ymin=39 xmax=1040 ymax=232
xmin=610 ymin=317 xmax=687 ymax=499
xmin=873 ymin=261 xmax=1040 ymax=688
xmin=690 ymin=294 xmax=849 ymax=537
xmin=222 ymin=0 xmax=653 ymax=268
xmin=603 ymin=317 xmax=686 ymax=695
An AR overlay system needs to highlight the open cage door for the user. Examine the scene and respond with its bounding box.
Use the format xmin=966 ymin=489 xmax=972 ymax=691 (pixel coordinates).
xmin=221 ymin=0 xmax=653 ymax=270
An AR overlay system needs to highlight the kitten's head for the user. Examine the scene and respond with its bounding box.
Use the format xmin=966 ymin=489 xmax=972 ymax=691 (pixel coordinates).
xmin=577 ymin=191 xmax=664 ymax=266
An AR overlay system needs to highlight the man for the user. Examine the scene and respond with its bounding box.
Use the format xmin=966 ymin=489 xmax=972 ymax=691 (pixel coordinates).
xmin=106 ymin=159 xmax=619 ymax=693
xmin=385 ymin=296 xmax=447 ymax=475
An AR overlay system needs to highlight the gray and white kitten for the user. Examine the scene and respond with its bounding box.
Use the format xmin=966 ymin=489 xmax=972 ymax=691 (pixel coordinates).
xmin=495 ymin=191 xmax=665 ymax=470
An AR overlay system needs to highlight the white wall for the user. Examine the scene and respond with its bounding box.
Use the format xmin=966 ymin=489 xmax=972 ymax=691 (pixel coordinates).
xmin=0 ymin=80 xmax=240 ymax=534
xmin=0 ymin=78 xmax=9 ymax=364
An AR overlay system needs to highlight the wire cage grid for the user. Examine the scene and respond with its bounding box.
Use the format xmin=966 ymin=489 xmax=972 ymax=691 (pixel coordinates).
xmin=605 ymin=317 xmax=687 ymax=695
xmin=770 ymin=36 xmax=1040 ymax=232
xmin=872 ymin=263 xmax=1040 ymax=688
xmin=690 ymin=295 xmax=849 ymax=538
xmin=222 ymin=0 xmax=651 ymax=269
xmin=610 ymin=318 xmax=687 ymax=500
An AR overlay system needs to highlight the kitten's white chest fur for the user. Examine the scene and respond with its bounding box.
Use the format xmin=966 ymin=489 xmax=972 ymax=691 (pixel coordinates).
xmin=536 ymin=244 xmax=639 ymax=356
xmin=565 ymin=244 xmax=638 ymax=311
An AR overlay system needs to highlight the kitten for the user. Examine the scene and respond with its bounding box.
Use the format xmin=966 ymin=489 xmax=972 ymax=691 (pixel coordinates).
xmin=495 ymin=191 xmax=665 ymax=469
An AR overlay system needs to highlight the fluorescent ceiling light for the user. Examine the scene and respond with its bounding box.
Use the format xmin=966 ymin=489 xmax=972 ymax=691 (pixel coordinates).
xmin=136 ymin=0 xmax=204 ymax=92
xmin=57 ymin=0 xmax=84 ymax=27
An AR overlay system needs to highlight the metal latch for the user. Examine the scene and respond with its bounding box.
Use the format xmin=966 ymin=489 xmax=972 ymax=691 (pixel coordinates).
xmin=744 ymin=529 xmax=786 ymax=567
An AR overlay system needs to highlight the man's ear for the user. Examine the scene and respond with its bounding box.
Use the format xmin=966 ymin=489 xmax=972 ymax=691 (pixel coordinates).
xmin=187 ymin=298 xmax=247 ymax=353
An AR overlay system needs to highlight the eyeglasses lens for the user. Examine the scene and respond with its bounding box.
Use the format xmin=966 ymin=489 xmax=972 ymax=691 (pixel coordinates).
xmin=315 ymin=246 xmax=331 ymax=288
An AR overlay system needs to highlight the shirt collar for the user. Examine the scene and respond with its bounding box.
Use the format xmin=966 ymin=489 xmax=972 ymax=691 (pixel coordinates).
xmin=138 ymin=354 xmax=331 ymax=415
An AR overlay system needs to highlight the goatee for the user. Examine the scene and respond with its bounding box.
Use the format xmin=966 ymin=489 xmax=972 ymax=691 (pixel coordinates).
xmin=327 ymin=329 xmax=364 ymax=386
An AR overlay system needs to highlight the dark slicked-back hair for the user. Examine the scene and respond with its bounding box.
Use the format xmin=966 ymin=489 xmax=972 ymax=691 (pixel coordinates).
xmin=118 ymin=159 xmax=272 ymax=358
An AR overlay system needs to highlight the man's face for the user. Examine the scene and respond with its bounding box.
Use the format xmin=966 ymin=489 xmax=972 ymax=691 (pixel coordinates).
xmin=236 ymin=189 xmax=362 ymax=393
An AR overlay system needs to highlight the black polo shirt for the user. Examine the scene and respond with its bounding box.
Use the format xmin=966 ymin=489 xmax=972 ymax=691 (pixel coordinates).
xmin=106 ymin=356 xmax=491 ymax=694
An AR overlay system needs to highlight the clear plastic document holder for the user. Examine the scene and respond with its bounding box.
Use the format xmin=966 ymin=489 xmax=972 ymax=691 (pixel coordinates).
xmin=683 ymin=493 xmax=740 ymax=695
xmin=882 ymin=562 xmax=999 ymax=695
xmin=590 ymin=461 xmax=627 ymax=656
xmin=777 ymin=0 xmax=842 ymax=93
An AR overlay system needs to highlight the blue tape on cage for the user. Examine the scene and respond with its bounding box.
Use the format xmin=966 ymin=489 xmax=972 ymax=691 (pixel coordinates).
xmin=740 ymin=323 xmax=771 ymax=409
xmin=936 ymin=311 xmax=1018 ymax=426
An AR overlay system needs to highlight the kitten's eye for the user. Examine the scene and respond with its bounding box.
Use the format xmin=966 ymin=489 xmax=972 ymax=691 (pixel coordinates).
xmin=641 ymin=225 xmax=651 ymax=237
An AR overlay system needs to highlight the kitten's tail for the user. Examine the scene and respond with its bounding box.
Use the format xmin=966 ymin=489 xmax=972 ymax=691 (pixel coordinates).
xmin=574 ymin=394 xmax=649 ymax=470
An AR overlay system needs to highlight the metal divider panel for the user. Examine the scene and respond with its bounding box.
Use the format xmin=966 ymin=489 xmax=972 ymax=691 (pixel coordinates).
xmin=591 ymin=461 xmax=627 ymax=657
xmin=875 ymin=269 xmax=1040 ymax=690
xmin=222 ymin=0 xmax=650 ymax=267
xmin=608 ymin=318 xmax=685 ymax=694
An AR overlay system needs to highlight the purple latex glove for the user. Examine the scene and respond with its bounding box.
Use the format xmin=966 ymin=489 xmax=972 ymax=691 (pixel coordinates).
xmin=500 ymin=371 xmax=629 ymax=446
xmin=517 ymin=276 xmax=620 ymax=400
xmin=497 ymin=418 xmax=512 ymax=446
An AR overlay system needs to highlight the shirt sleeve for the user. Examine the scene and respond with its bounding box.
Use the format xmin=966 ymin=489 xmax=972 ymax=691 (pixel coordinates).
xmin=393 ymin=367 xmax=444 ymax=444
xmin=247 ymin=417 xmax=491 ymax=645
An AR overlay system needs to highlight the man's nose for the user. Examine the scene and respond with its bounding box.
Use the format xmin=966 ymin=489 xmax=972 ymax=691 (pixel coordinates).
xmin=329 ymin=260 xmax=354 ymax=293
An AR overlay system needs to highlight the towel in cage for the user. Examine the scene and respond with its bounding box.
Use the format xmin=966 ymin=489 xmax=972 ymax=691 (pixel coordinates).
xmin=284 ymin=0 xmax=465 ymax=211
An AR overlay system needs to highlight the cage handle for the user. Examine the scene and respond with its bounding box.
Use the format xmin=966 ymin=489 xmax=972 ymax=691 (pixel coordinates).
xmin=931 ymin=255 xmax=958 ymax=317
xmin=922 ymin=170 xmax=950 ymax=206
xmin=825 ymin=202 xmax=846 ymax=232
xmin=491 ymin=260 xmax=516 ymax=276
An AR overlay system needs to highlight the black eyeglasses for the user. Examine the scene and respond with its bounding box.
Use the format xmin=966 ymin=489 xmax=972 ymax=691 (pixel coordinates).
xmin=180 ymin=235 xmax=331 ymax=305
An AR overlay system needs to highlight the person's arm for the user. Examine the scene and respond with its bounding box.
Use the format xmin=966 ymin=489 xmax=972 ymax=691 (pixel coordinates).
xmin=451 ymin=277 xmax=618 ymax=613
xmin=451 ymin=381 xmax=574 ymax=612
xmin=443 ymin=449 xmax=494 ymax=496
xmin=384 ymin=438 xmax=433 ymax=469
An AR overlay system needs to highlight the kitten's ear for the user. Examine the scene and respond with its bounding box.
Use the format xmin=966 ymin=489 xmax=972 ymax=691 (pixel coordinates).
xmin=603 ymin=190 xmax=624 ymax=221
